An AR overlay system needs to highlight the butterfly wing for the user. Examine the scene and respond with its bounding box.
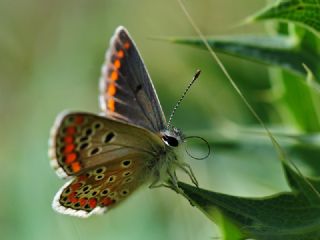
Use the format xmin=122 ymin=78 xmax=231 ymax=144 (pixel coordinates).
xmin=50 ymin=26 xmax=172 ymax=217
xmin=52 ymin=158 xmax=148 ymax=217
xmin=49 ymin=112 xmax=164 ymax=178
xmin=49 ymin=112 xmax=165 ymax=217
xmin=99 ymin=26 xmax=166 ymax=132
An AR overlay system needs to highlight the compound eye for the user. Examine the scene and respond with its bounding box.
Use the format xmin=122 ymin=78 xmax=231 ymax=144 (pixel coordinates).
xmin=162 ymin=135 xmax=179 ymax=147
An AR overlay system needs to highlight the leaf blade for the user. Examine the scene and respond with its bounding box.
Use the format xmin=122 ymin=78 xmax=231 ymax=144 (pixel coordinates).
xmin=179 ymin=179 xmax=320 ymax=240
xmin=250 ymin=0 xmax=320 ymax=37
xmin=170 ymin=35 xmax=320 ymax=81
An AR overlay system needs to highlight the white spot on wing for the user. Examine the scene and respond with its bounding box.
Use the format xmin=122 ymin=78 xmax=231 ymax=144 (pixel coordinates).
xmin=54 ymin=167 xmax=68 ymax=179
xmin=48 ymin=111 xmax=72 ymax=179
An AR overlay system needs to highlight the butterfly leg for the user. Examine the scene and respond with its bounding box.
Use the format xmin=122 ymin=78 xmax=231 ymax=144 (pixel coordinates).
xmin=149 ymin=172 xmax=170 ymax=189
xmin=149 ymin=178 xmax=176 ymax=190
xmin=149 ymin=182 xmax=173 ymax=189
xmin=167 ymin=169 xmax=178 ymax=188
xmin=148 ymin=169 xmax=183 ymax=194
xmin=175 ymin=162 xmax=199 ymax=187
xmin=166 ymin=169 xmax=188 ymax=195
xmin=148 ymin=170 xmax=178 ymax=190
xmin=149 ymin=178 xmax=168 ymax=189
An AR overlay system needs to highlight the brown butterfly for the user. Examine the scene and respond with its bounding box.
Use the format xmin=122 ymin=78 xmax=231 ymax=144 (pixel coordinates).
xmin=49 ymin=26 xmax=198 ymax=217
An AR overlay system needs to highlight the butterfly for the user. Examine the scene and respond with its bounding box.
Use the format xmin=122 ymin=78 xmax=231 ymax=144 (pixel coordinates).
xmin=49 ymin=26 xmax=198 ymax=217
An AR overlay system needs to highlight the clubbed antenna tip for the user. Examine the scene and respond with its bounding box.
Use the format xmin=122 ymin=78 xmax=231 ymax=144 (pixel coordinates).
xmin=194 ymin=69 xmax=201 ymax=79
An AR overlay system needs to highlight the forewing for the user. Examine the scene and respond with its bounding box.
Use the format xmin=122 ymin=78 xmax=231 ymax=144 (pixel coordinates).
xmin=49 ymin=112 xmax=164 ymax=178
xmin=99 ymin=26 xmax=166 ymax=132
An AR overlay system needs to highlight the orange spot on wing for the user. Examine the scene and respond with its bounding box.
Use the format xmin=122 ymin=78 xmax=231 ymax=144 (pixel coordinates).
xmin=79 ymin=198 xmax=88 ymax=207
xmin=66 ymin=126 xmax=76 ymax=135
xmin=65 ymin=152 xmax=77 ymax=164
xmin=101 ymin=197 xmax=114 ymax=206
xmin=107 ymin=83 xmax=116 ymax=96
xmin=108 ymin=99 xmax=115 ymax=112
xmin=114 ymin=59 xmax=121 ymax=69
xmin=68 ymin=192 xmax=78 ymax=203
xmin=70 ymin=183 xmax=82 ymax=191
xmin=110 ymin=71 xmax=118 ymax=81
xmin=117 ymin=50 xmax=124 ymax=58
xmin=89 ymin=198 xmax=97 ymax=208
xmin=64 ymin=136 xmax=74 ymax=144
xmin=71 ymin=162 xmax=81 ymax=173
xmin=64 ymin=144 xmax=75 ymax=154
xmin=124 ymin=41 xmax=130 ymax=49
xmin=75 ymin=116 xmax=84 ymax=125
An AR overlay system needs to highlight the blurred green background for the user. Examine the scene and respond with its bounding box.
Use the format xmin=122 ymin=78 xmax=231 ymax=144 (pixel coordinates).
xmin=0 ymin=0 xmax=289 ymax=239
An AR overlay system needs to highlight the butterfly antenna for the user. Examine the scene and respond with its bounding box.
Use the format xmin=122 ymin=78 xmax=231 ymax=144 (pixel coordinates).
xmin=167 ymin=69 xmax=201 ymax=128
xmin=184 ymin=135 xmax=211 ymax=160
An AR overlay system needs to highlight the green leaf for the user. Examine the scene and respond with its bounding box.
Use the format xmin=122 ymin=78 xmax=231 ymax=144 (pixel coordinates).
xmin=303 ymin=64 xmax=320 ymax=93
xmin=185 ymin=126 xmax=320 ymax=239
xmin=179 ymin=161 xmax=320 ymax=239
xmin=170 ymin=35 xmax=320 ymax=81
xmin=267 ymin=26 xmax=320 ymax=133
xmin=275 ymin=69 xmax=320 ymax=132
xmin=289 ymin=141 xmax=320 ymax=177
xmin=250 ymin=0 xmax=320 ymax=37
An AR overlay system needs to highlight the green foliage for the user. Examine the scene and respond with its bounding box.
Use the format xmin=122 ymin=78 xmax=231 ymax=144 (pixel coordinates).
xmin=170 ymin=11 xmax=320 ymax=133
xmin=171 ymin=35 xmax=320 ymax=79
xmin=170 ymin=0 xmax=320 ymax=239
xmin=251 ymin=0 xmax=320 ymax=37
xmin=273 ymin=28 xmax=320 ymax=133
xmin=174 ymin=128 xmax=320 ymax=239
xmin=179 ymin=161 xmax=320 ymax=240
xmin=170 ymin=34 xmax=320 ymax=80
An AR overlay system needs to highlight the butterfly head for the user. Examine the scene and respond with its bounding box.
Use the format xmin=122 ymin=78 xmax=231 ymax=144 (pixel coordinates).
xmin=161 ymin=128 xmax=183 ymax=148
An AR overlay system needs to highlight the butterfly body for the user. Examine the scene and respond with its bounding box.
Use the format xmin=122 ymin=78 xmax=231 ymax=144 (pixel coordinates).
xmin=49 ymin=26 xmax=196 ymax=217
